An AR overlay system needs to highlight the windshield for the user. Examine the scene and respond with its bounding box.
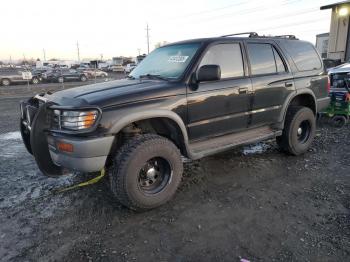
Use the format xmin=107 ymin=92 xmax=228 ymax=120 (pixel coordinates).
xmin=130 ymin=43 xmax=200 ymax=80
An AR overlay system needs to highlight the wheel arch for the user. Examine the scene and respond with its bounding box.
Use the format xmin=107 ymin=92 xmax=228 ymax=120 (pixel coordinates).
xmin=108 ymin=110 xmax=191 ymax=158
xmin=279 ymin=90 xmax=317 ymax=126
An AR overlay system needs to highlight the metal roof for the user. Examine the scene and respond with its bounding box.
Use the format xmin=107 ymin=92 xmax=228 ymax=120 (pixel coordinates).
xmin=320 ymin=0 xmax=350 ymax=10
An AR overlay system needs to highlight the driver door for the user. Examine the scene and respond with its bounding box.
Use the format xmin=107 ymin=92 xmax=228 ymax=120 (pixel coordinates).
xmin=187 ymin=42 xmax=253 ymax=141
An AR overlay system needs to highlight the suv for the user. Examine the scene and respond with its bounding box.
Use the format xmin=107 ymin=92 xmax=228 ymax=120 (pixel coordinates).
xmin=20 ymin=33 xmax=330 ymax=211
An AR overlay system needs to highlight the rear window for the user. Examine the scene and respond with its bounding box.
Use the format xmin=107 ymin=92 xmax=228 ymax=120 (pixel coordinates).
xmin=284 ymin=41 xmax=322 ymax=71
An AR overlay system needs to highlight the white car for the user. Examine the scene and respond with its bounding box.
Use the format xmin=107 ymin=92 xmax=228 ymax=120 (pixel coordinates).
xmin=124 ymin=63 xmax=136 ymax=73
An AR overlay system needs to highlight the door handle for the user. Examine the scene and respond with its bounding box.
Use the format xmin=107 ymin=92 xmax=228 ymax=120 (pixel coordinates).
xmin=238 ymin=87 xmax=249 ymax=94
xmin=285 ymin=81 xmax=293 ymax=87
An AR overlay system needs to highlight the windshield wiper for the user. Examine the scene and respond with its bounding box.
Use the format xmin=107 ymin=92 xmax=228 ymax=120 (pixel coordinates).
xmin=139 ymin=74 xmax=169 ymax=81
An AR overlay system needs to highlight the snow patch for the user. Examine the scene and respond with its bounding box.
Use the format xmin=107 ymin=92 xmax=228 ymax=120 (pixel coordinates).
xmin=243 ymin=143 xmax=270 ymax=155
xmin=0 ymin=131 xmax=22 ymax=141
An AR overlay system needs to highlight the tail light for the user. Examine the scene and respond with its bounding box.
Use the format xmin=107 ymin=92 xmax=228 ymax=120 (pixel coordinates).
xmin=345 ymin=93 xmax=350 ymax=102
xmin=327 ymin=75 xmax=331 ymax=94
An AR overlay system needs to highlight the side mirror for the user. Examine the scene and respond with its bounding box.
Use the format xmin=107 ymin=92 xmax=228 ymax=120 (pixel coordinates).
xmin=197 ymin=64 xmax=221 ymax=82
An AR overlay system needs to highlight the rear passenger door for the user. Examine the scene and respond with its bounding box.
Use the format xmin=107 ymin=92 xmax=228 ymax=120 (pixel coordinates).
xmin=187 ymin=42 xmax=253 ymax=141
xmin=245 ymin=41 xmax=294 ymax=128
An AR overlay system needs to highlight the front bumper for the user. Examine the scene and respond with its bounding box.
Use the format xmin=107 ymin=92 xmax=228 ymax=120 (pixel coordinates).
xmin=47 ymin=135 xmax=114 ymax=173
xmin=317 ymin=97 xmax=331 ymax=112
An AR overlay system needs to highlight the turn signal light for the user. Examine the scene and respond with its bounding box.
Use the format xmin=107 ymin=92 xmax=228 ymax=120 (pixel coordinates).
xmin=57 ymin=142 xmax=74 ymax=153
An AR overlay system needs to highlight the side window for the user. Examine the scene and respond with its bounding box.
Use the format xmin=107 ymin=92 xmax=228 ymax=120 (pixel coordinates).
xmin=247 ymin=43 xmax=287 ymax=75
xmin=247 ymin=43 xmax=277 ymax=75
xmin=199 ymin=43 xmax=244 ymax=79
xmin=284 ymin=41 xmax=322 ymax=71
xmin=273 ymin=48 xmax=287 ymax=73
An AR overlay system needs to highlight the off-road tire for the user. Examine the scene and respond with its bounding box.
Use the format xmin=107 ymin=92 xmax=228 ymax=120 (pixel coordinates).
xmin=109 ymin=134 xmax=183 ymax=211
xmin=277 ymin=106 xmax=315 ymax=155
xmin=1 ymin=78 xmax=11 ymax=86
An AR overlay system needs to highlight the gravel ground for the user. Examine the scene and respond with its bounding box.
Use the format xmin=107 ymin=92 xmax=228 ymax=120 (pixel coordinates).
xmin=0 ymin=82 xmax=349 ymax=262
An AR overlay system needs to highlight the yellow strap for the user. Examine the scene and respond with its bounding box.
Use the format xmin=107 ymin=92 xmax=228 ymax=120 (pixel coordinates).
xmin=56 ymin=168 xmax=106 ymax=193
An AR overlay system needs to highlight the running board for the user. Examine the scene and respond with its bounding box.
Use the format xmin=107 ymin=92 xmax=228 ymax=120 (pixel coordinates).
xmin=188 ymin=126 xmax=282 ymax=159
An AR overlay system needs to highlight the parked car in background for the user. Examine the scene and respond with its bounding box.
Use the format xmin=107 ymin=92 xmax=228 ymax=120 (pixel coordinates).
xmin=124 ymin=63 xmax=136 ymax=73
xmin=42 ymin=69 xmax=88 ymax=83
xmin=77 ymin=68 xmax=108 ymax=78
xmin=109 ymin=65 xmax=124 ymax=72
xmin=328 ymin=62 xmax=350 ymax=89
xmin=0 ymin=69 xmax=40 ymax=86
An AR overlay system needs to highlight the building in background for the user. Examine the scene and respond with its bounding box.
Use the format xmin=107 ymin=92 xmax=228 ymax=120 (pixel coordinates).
xmin=316 ymin=33 xmax=329 ymax=58
xmin=321 ymin=1 xmax=350 ymax=62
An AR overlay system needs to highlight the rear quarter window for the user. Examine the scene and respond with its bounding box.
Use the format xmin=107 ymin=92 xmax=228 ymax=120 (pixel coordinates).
xmin=284 ymin=41 xmax=322 ymax=71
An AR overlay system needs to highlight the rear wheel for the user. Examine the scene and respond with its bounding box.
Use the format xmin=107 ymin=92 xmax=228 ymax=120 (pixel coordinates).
xmin=80 ymin=75 xmax=87 ymax=82
xmin=109 ymin=134 xmax=183 ymax=211
xmin=1 ymin=78 xmax=11 ymax=86
xmin=57 ymin=76 xmax=64 ymax=83
xmin=277 ymin=106 xmax=315 ymax=155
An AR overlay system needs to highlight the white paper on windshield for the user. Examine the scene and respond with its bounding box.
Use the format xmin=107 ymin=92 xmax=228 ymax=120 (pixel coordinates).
xmin=168 ymin=56 xmax=189 ymax=63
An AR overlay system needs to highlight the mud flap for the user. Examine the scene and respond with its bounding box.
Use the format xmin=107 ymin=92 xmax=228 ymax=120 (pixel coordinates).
xmin=20 ymin=120 xmax=33 ymax=155
xmin=30 ymin=103 xmax=65 ymax=177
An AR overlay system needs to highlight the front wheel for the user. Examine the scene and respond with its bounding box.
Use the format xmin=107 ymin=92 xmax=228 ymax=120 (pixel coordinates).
xmin=109 ymin=134 xmax=183 ymax=211
xmin=80 ymin=75 xmax=87 ymax=82
xmin=277 ymin=106 xmax=316 ymax=155
xmin=1 ymin=78 xmax=11 ymax=86
xmin=32 ymin=77 xmax=39 ymax=84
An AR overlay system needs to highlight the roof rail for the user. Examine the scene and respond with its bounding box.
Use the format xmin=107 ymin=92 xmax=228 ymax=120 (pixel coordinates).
xmin=220 ymin=32 xmax=298 ymax=40
xmin=275 ymin=35 xmax=298 ymax=40
xmin=221 ymin=32 xmax=259 ymax=38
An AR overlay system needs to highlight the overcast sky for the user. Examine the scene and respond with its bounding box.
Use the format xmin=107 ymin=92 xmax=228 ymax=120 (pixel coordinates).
xmin=0 ymin=0 xmax=335 ymax=61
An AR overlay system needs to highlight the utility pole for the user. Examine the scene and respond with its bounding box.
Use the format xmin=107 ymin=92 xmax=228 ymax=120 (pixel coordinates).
xmin=100 ymin=54 xmax=103 ymax=61
xmin=77 ymin=41 xmax=80 ymax=62
xmin=137 ymin=48 xmax=141 ymax=56
xmin=145 ymin=24 xmax=150 ymax=54
xmin=43 ymin=48 xmax=46 ymax=61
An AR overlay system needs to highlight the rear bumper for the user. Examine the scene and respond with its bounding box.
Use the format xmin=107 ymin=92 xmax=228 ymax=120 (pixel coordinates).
xmin=47 ymin=135 xmax=114 ymax=173
xmin=317 ymin=97 xmax=330 ymax=112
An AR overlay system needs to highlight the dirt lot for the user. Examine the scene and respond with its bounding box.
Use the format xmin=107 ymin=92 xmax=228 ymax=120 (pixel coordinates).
xmin=0 ymin=81 xmax=349 ymax=261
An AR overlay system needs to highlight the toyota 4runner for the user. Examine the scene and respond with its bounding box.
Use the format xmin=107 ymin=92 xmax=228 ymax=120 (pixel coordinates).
xmin=20 ymin=33 xmax=330 ymax=211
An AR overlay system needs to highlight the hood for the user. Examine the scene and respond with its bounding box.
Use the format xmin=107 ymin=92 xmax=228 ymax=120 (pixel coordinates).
xmin=46 ymin=78 xmax=183 ymax=108
xmin=328 ymin=63 xmax=350 ymax=74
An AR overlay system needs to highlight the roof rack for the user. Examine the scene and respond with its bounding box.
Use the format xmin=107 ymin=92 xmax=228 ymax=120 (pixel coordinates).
xmin=220 ymin=32 xmax=298 ymax=40
xmin=221 ymin=32 xmax=258 ymax=37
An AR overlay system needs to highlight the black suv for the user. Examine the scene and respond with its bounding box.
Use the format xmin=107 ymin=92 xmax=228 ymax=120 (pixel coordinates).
xmin=20 ymin=33 xmax=330 ymax=211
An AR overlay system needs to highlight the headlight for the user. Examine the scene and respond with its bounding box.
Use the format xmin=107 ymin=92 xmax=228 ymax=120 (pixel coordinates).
xmin=53 ymin=109 xmax=99 ymax=130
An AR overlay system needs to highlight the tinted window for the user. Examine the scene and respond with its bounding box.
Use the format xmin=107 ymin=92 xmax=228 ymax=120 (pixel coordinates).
xmin=199 ymin=43 xmax=244 ymax=79
xmin=247 ymin=43 xmax=277 ymax=75
xmin=273 ymin=48 xmax=286 ymax=73
xmin=284 ymin=41 xmax=322 ymax=71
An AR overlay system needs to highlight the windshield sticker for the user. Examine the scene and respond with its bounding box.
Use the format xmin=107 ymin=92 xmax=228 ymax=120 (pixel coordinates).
xmin=168 ymin=55 xmax=189 ymax=63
